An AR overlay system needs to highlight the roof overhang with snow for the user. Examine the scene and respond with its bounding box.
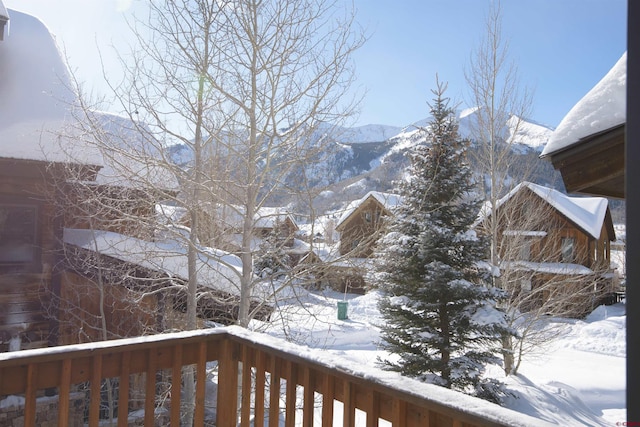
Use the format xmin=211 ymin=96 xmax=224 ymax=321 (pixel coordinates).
xmin=542 ymin=123 xmax=624 ymax=199
xmin=541 ymin=53 xmax=626 ymax=199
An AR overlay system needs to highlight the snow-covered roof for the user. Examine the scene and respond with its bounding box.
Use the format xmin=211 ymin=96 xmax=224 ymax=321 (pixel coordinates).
xmin=542 ymin=52 xmax=626 ymax=156
xmin=0 ymin=9 xmax=177 ymax=189
xmin=503 ymin=230 xmax=547 ymax=237
xmin=0 ymin=9 xmax=93 ymax=163
xmin=336 ymin=191 xmax=402 ymax=228
xmin=213 ymin=205 xmax=299 ymax=231
xmin=480 ymin=182 xmax=610 ymax=240
xmin=63 ymin=228 xmax=247 ymax=297
xmin=502 ymin=261 xmax=594 ymax=276
xmin=254 ymin=207 xmax=298 ymax=229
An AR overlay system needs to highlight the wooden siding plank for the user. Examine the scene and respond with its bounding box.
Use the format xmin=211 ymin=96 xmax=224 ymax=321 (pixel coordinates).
xmin=57 ymin=359 xmax=72 ymax=427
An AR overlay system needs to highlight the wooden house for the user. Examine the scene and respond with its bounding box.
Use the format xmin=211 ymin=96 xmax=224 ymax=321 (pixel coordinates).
xmin=169 ymin=204 xmax=300 ymax=250
xmin=223 ymin=205 xmax=300 ymax=249
xmin=297 ymin=249 xmax=369 ymax=293
xmin=477 ymin=181 xmax=616 ymax=316
xmin=335 ymin=191 xmax=401 ymax=257
xmin=250 ymin=207 xmax=300 ymax=248
xmin=300 ymin=191 xmax=401 ymax=293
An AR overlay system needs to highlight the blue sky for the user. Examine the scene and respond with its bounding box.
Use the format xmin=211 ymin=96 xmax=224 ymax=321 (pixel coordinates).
xmin=3 ymin=0 xmax=627 ymax=129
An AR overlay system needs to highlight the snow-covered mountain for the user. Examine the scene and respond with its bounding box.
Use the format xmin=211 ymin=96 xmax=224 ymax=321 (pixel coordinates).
xmin=165 ymin=110 xmax=557 ymax=212
xmin=389 ymin=109 xmax=553 ymax=154
xmin=336 ymin=123 xmax=403 ymax=144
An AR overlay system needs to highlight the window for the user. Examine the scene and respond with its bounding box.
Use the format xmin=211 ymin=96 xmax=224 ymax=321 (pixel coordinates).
xmin=519 ymin=240 xmax=531 ymax=261
xmin=364 ymin=211 xmax=372 ymax=223
xmin=351 ymin=238 xmax=360 ymax=250
xmin=561 ymin=237 xmax=575 ymax=262
xmin=0 ymin=204 xmax=38 ymax=266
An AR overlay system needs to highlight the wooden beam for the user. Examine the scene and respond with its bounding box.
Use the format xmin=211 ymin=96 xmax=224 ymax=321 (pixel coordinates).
xmin=144 ymin=349 xmax=157 ymax=427
xmin=118 ymin=352 xmax=131 ymax=427
xmin=58 ymin=359 xmax=72 ymax=426
xmin=24 ymin=364 xmax=38 ymax=427
xmin=217 ymin=338 xmax=239 ymax=425
xmin=285 ymin=360 xmax=297 ymax=427
xmin=268 ymin=355 xmax=281 ymax=427
xmin=254 ymin=351 xmax=267 ymax=426
xmin=194 ymin=341 xmax=207 ymax=426
xmin=89 ymin=355 xmax=103 ymax=427
xmin=240 ymin=345 xmax=253 ymax=426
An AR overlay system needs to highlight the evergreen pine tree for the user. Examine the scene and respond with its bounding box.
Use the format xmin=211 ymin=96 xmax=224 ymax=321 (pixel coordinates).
xmin=373 ymin=80 xmax=514 ymax=403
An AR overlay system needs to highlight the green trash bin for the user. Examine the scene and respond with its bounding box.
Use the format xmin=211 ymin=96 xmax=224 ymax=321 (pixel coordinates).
xmin=337 ymin=301 xmax=348 ymax=320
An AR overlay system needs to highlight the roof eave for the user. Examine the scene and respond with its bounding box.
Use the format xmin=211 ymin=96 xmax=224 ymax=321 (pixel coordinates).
xmin=540 ymin=123 xmax=625 ymax=160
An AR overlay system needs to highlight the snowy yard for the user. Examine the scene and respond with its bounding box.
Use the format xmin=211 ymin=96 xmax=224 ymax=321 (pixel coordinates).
xmin=257 ymin=287 xmax=626 ymax=426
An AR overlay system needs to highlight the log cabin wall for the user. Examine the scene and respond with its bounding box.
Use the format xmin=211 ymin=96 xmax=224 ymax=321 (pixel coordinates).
xmin=0 ymin=160 xmax=63 ymax=352
xmin=63 ymin=183 xmax=157 ymax=240
xmin=57 ymin=270 xmax=160 ymax=346
xmin=528 ymin=271 xmax=614 ymax=318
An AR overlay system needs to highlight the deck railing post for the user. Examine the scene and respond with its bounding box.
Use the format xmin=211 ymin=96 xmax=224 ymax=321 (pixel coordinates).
xmin=217 ymin=337 xmax=239 ymax=426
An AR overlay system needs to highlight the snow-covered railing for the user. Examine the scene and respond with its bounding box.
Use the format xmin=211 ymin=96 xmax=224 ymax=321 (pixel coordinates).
xmin=0 ymin=327 xmax=549 ymax=426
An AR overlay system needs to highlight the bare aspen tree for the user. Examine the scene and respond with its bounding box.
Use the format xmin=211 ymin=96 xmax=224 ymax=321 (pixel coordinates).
xmin=95 ymin=0 xmax=363 ymax=329
xmin=57 ymin=1 xmax=363 ymax=423
xmin=61 ymin=0 xmax=364 ymax=329
xmin=465 ymin=1 xmax=537 ymax=375
xmin=465 ymin=0 xmax=534 ymax=275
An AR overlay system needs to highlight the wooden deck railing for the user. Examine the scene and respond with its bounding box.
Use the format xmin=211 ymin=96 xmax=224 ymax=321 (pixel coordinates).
xmin=0 ymin=326 xmax=549 ymax=426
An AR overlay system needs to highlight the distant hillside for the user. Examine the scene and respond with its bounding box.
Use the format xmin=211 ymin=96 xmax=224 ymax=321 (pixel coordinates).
xmin=166 ymin=110 xmax=561 ymax=214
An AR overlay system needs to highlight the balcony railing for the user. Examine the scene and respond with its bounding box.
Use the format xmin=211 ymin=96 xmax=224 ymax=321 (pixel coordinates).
xmin=0 ymin=326 xmax=549 ymax=426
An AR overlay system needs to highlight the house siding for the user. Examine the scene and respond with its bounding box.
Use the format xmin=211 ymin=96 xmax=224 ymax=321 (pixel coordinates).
xmin=0 ymin=162 xmax=65 ymax=351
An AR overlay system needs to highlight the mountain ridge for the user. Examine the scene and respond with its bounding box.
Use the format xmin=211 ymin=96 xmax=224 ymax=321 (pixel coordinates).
xmin=166 ymin=110 xmax=560 ymax=213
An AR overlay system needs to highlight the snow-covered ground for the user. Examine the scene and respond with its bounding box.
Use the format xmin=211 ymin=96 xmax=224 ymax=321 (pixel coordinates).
xmin=257 ymin=287 xmax=626 ymax=426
